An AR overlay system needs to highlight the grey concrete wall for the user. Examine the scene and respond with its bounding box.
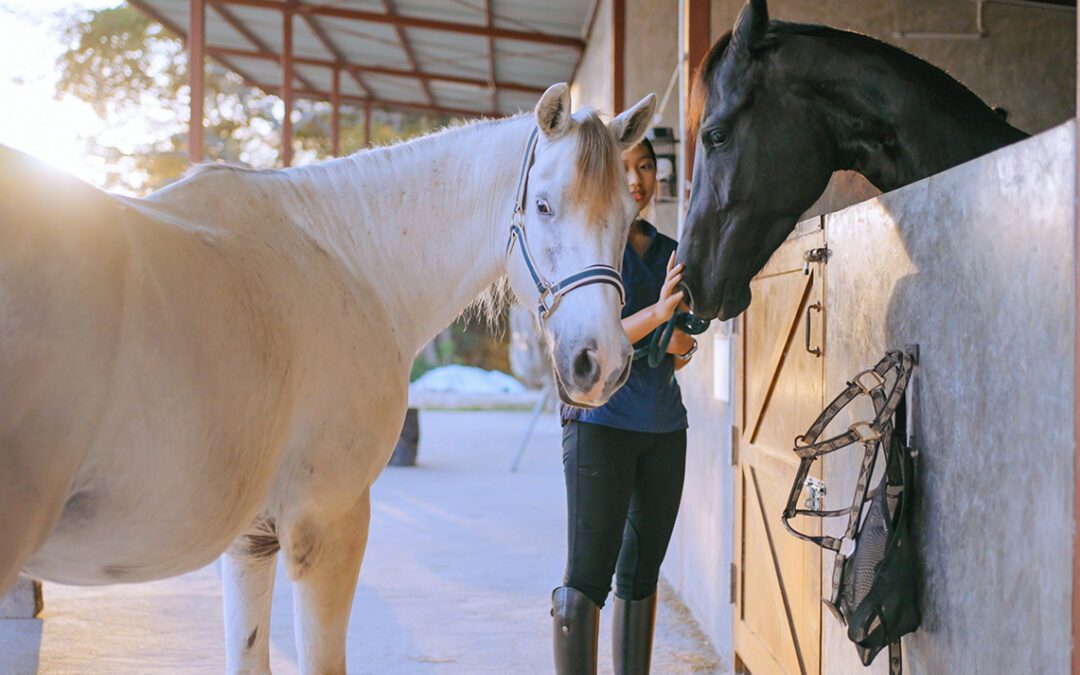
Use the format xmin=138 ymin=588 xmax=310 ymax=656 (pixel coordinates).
xmin=571 ymin=0 xmax=613 ymax=123
xmin=572 ymin=0 xmax=682 ymax=240
xmin=664 ymin=323 xmax=736 ymax=664
xmin=820 ymin=120 xmax=1075 ymax=674
xmin=625 ymin=0 xmax=681 ymax=239
xmin=708 ymin=0 xmax=1076 ymax=135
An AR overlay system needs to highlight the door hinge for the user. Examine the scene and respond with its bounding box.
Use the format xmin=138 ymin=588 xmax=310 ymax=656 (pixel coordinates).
xmin=730 ymin=562 xmax=738 ymax=604
xmin=730 ymin=426 xmax=740 ymax=465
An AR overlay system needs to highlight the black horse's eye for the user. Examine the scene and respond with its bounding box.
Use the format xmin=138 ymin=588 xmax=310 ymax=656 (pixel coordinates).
xmin=536 ymin=198 xmax=553 ymax=216
xmin=706 ymin=129 xmax=728 ymax=147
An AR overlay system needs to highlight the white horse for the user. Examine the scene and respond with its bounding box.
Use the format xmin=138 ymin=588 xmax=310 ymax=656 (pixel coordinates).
xmin=0 ymin=83 xmax=656 ymax=672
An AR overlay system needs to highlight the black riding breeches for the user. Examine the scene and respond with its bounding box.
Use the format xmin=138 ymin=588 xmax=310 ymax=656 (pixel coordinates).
xmin=561 ymin=420 xmax=687 ymax=608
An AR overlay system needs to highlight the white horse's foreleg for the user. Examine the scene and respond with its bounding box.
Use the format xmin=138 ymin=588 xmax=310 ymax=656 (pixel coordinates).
xmin=223 ymin=518 xmax=280 ymax=675
xmin=284 ymin=488 xmax=372 ymax=675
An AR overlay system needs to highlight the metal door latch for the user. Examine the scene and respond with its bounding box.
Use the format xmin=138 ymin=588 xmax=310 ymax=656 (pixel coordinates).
xmin=803 ymin=246 xmax=829 ymax=275
xmin=804 ymin=476 xmax=827 ymax=511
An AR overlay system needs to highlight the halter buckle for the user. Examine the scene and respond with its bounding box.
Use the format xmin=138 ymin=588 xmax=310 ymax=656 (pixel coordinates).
xmin=852 ymin=368 xmax=886 ymax=395
xmin=849 ymin=421 xmax=881 ymax=443
xmin=537 ymin=287 xmax=561 ymax=320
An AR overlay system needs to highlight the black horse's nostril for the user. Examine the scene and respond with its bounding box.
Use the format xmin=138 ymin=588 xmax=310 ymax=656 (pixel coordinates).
xmin=571 ymin=347 xmax=601 ymax=390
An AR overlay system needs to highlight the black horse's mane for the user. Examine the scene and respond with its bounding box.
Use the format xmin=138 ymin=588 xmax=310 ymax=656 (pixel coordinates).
xmin=688 ymin=20 xmax=990 ymax=138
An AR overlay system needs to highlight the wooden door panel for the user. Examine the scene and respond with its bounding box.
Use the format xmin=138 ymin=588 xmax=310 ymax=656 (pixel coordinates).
xmin=735 ymin=229 xmax=824 ymax=675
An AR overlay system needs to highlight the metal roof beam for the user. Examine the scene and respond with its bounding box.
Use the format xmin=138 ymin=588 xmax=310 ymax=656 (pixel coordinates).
xmin=209 ymin=0 xmax=320 ymax=92
xmin=380 ymin=0 xmax=435 ymax=107
xmin=213 ymin=0 xmax=586 ymax=49
xmin=255 ymin=81 xmax=501 ymax=118
xmin=299 ymin=13 xmax=373 ymax=99
xmin=205 ymin=45 xmax=546 ymax=94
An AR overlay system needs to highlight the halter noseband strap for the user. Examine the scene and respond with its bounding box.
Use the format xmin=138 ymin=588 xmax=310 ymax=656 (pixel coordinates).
xmin=505 ymin=127 xmax=626 ymax=320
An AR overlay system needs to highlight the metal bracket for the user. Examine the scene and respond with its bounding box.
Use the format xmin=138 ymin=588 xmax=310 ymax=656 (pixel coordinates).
xmin=804 ymin=476 xmax=827 ymax=511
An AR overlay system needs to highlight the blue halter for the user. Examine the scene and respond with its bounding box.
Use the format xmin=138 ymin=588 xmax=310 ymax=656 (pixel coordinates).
xmin=505 ymin=127 xmax=626 ymax=321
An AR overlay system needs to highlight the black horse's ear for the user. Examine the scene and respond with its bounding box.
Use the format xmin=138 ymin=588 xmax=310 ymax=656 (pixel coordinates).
xmin=732 ymin=0 xmax=769 ymax=53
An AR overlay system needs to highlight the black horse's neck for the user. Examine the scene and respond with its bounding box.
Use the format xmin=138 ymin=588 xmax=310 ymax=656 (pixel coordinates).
xmin=777 ymin=24 xmax=1028 ymax=192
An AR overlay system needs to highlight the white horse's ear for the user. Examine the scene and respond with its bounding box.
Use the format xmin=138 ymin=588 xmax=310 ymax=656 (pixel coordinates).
xmin=609 ymin=93 xmax=657 ymax=150
xmin=535 ymin=83 xmax=572 ymax=138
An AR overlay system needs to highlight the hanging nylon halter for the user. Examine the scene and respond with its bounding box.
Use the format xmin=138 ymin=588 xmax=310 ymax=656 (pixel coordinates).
xmin=505 ymin=127 xmax=626 ymax=321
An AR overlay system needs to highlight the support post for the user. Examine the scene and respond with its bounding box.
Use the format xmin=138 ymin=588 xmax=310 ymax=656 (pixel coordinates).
xmin=281 ymin=3 xmax=294 ymax=166
xmin=1072 ymin=4 xmax=1080 ymax=673
xmin=331 ymin=66 xmax=341 ymax=157
xmin=188 ymin=0 xmax=206 ymax=163
xmin=364 ymin=101 xmax=372 ymax=147
xmin=612 ymin=0 xmax=625 ymax=113
xmin=683 ymin=0 xmax=710 ymax=186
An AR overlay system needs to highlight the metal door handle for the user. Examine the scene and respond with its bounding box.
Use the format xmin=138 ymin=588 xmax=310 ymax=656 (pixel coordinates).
xmin=805 ymin=302 xmax=822 ymax=357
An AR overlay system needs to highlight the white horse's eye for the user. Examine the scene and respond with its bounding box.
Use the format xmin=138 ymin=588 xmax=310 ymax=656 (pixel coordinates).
xmin=535 ymin=198 xmax=553 ymax=217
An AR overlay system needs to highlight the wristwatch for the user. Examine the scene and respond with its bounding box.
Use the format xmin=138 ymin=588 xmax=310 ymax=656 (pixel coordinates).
xmin=675 ymin=338 xmax=698 ymax=361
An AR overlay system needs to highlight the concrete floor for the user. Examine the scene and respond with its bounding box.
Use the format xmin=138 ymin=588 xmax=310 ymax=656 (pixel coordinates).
xmin=0 ymin=410 xmax=726 ymax=674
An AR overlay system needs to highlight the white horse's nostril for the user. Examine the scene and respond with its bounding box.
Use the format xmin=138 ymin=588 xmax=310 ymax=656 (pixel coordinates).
xmin=571 ymin=347 xmax=601 ymax=390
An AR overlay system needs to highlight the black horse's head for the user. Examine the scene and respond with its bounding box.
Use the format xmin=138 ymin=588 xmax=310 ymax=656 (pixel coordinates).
xmin=678 ymin=0 xmax=835 ymax=320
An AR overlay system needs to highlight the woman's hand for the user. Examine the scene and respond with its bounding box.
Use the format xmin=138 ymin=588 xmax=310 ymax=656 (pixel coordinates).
xmin=653 ymin=253 xmax=685 ymax=323
xmin=667 ymin=329 xmax=695 ymax=356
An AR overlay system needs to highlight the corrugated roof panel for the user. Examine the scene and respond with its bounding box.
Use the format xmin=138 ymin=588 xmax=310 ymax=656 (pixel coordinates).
xmin=290 ymin=18 xmax=337 ymax=61
xmin=362 ymin=74 xmax=429 ymax=104
xmin=492 ymin=0 xmax=591 ymax=37
xmin=318 ymin=16 xmax=410 ymax=68
xmin=494 ymin=38 xmax=577 ymax=86
xmin=406 ymin=27 xmax=489 ymax=80
xmin=215 ymin=55 xmax=287 ymax=90
xmin=135 ymin=0 xmax=591 ymax=117
xmin=428 ymin=80 xmax=493 ymax=110
xmin=393 ymin=0 xmax=485 ymax=27
xmin=217 ymin=5 xmax=285 ymax=54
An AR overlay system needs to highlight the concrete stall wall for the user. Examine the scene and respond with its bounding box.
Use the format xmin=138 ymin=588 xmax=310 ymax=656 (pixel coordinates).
xmin=819 ymin=120 xmax=1075 ymax=673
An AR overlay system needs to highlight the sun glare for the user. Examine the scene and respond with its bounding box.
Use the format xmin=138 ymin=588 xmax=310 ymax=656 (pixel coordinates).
xmin=0 ymin=1 xmax=123 ymax=188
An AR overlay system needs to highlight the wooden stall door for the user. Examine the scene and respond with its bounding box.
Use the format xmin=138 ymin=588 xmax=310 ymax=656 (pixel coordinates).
xmin=734 ymin=227 xmax=825 ymax=675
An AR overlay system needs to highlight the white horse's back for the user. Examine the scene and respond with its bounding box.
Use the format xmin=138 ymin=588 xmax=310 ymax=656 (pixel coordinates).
xmin=1 ymin=148 xmax=305 ymax=585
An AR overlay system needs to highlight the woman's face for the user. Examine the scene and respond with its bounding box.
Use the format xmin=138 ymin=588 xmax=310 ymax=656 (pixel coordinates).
xmin=622 ymin=143 xmax=656 ymax=213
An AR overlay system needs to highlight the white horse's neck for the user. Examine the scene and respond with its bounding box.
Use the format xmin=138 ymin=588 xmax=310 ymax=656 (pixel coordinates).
xmin=281 ymin=115 xmax=533 ymax=358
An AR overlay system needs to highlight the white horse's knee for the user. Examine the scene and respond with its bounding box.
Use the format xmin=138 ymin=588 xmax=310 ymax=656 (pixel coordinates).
xmin=282 ymin=516 xmax=324 ymax=581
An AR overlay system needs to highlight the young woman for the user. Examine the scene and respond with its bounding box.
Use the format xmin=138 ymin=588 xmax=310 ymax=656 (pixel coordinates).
xmin=552 ymin=138 xmax=696 ymax=675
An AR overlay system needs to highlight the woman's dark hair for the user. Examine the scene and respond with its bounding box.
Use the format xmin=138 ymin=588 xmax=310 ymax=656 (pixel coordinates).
xmin=637 ymin=137 xmax=657 ymax=165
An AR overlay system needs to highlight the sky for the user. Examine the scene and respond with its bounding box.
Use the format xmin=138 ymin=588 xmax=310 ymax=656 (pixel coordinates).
xmin=0 ymin=1 xmax=124 ymax=187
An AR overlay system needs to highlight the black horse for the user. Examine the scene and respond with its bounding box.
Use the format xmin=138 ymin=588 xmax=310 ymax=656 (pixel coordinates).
xmin=678 ymin=0 xmax=1028 ymax=321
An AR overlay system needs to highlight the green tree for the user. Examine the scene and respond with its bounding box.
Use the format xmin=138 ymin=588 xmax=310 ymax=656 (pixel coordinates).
xmin=54 ymin=4 xmax=451 ymax=194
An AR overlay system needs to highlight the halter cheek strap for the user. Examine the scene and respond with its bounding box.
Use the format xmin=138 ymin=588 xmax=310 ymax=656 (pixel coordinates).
xmin=505 ymin=127 xmax=626 ymax=321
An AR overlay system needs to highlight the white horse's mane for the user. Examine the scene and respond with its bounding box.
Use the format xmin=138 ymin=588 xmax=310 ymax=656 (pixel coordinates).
xmin=183 ymin=109 xmax=619 ymax=333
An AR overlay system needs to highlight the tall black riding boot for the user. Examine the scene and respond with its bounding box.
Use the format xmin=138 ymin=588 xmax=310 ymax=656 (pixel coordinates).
xmin=612 ymin=592 xmax=658 ymax=675
xmin=552 ymin=586 xmax=600 ymax=675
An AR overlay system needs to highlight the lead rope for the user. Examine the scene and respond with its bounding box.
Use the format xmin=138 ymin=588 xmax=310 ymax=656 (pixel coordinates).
xmin=632 ymin=311 xmax=712 ymax=367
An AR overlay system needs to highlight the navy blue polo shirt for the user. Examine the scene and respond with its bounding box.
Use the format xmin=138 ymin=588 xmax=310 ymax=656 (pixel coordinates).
xmin=562 ymin=220 xmax=688 ymax=433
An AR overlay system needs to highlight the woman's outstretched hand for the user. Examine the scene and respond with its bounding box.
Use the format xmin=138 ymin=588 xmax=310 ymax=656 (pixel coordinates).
xmin=654 ymin=252 xmax=685 ymax=323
